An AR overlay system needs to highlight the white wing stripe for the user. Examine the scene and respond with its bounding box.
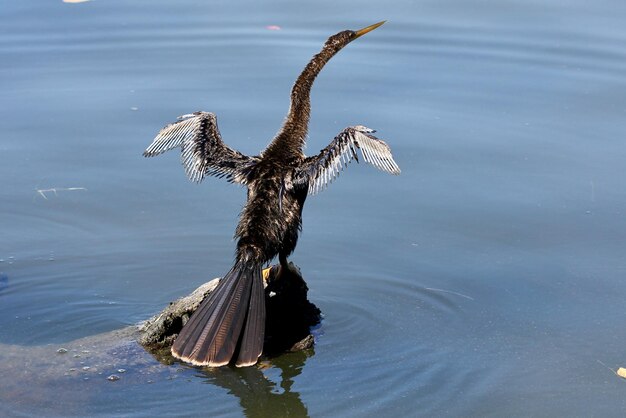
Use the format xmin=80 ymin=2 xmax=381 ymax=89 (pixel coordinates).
xmin=144 ymin=111 xmax=254 ymax=184
xmin=304 ymin=126 xmax=400 ymax=195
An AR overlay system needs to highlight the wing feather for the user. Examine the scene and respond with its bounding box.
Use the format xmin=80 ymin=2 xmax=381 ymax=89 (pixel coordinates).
xmin=297 ymin=126 xmax=400 ymax=195
xmin=144 ymin=111 xmax=256 ymax=184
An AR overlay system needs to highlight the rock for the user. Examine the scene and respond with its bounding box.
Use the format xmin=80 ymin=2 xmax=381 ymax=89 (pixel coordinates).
xmin=137 ymin=280 xmax=220 ymax=349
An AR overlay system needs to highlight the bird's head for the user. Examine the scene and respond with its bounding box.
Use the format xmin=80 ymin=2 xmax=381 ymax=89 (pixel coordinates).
xmin=324 ymin=21 xmax=385 ymax=51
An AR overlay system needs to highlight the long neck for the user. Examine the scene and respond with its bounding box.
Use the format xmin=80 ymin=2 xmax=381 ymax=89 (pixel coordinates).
xmin=264 ymin=41 xmax=345 ymax=159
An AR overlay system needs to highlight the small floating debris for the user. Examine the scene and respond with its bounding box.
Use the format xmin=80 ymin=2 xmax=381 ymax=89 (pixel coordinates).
xmin=82 ymin=366 xmax=91 ymax=371
xmin=117 ymin=369 xmax=126 ymax=374
xmin=596 ymin=360 xmax=626 ymax=379
xmin=36 ymin=187 xmax=87 ymax=200
xmin=107 ymin=374 xmax=120 ymax=382
xmin=56 ymin=348 xmax=68 ymax=354
xmin=424 ymin=287 xmax=475 ymax=301
xmin=265 ymin=25 xmax=281 ymax=31
xmin=130 ymin=107 xmax=139 ymax=111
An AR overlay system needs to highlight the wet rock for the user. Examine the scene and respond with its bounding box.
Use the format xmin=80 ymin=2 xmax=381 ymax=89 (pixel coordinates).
xmin=289 ymin=334 xmax=315 ymax=352
xmin=263 ymin=264 xmax=321 ymax=356
xmin=137 ymin=280 xmax=220 ymax=349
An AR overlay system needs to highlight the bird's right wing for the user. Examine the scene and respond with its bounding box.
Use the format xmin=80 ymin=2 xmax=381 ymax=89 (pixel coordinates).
xmin=144 ymin=111 xmax=257 ymax=184
xmin=296 ymin=126 xmax=400 ymax=195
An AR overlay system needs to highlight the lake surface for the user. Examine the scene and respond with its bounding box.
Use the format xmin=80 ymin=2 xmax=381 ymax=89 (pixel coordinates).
xmin=2 ymin=0 xmax=626 ymax=416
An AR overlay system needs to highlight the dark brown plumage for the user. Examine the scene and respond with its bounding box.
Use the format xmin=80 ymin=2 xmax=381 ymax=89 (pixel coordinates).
xmin=144 ymin=21 xmax=400 ymax=367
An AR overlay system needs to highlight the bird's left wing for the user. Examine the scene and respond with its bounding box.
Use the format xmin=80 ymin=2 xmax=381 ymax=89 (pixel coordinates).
xmin=144 ymin=111 xmax=257 ymax=184
xmin=296 ymin=126 xmax=400 ymax=195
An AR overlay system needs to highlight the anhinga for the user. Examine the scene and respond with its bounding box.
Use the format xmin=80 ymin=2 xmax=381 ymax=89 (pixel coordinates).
xmin=144 ymin=21 xmax=400 ymax=367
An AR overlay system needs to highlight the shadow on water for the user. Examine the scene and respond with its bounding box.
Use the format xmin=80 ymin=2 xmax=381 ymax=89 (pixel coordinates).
xmin=198 ymin=350 xmax=313 ymax=418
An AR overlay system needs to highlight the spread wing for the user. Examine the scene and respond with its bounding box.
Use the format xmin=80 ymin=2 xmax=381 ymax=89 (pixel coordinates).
xmin=144 ymin=111 xmax=257 ymax=184
xmin=297 ymin=126 xmax=400 ymax=195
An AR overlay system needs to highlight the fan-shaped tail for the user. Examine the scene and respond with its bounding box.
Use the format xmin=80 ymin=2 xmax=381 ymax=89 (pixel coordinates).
xmin=171 ymin=261 xmax=265 ymax=367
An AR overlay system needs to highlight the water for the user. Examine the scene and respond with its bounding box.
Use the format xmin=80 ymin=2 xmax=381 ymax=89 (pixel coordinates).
xmin=2 ymin=0 xmax=626 ymax=416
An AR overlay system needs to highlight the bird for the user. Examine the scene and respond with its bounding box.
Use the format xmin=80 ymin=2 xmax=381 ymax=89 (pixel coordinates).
xmin=144 ymin=21 xmax=400 ymax=367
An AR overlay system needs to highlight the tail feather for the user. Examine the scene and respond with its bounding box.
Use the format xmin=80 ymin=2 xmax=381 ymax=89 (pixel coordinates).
xmin=174 ymin=266 xmax=241 ymax=361
xmin=210 ymin=275 xmax=252 ymax=364
xmin=171 ymin=262 xmax=265 ymax=367
xmin=236 ymin=266 xmax=266 ymax=367
xmin=190 ymin=270 xmax=251 ymax=366
xmin=174 ymin=269 xmax=237 ymax=355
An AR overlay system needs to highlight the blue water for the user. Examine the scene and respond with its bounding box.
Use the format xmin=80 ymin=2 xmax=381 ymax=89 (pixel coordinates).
xmin=2 ymin=0 xmax=626 ymax=416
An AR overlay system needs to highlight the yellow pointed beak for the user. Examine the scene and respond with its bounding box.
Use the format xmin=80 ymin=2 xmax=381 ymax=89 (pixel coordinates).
xmin=354 ymin=21 xmax=386 ymax=38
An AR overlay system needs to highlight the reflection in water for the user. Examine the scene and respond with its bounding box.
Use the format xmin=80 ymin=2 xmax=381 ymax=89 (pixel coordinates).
xmin=199 ymin=350 xmax=313 ymax=418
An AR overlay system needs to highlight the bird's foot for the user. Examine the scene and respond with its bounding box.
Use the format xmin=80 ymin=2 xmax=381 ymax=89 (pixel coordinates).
xmin=261 ymin=262 xmax=302 ymax=285
xmin=262 ymin=266 xmax=274 ymax=284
